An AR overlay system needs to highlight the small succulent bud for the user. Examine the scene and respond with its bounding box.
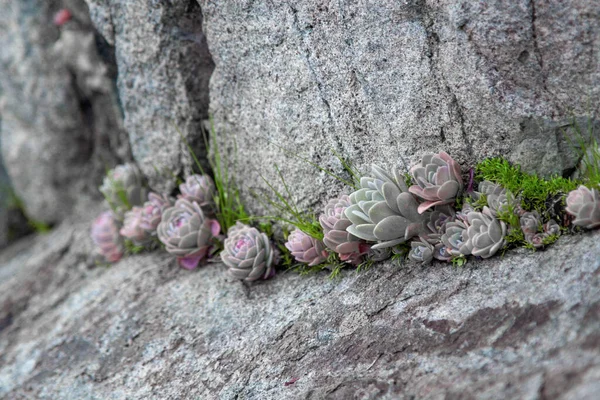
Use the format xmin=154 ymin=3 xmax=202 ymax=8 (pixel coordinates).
xmin=408 ymin=236 xmax=436 ymax=264
xmin=285 ymin=229 xmax=327 ymax=266
xmin=91 ymin=211 xmax=123 ymax=263
xmin=120 ymin=206 xmax=150 ymax=245
xmin=178 ymin=174 xmax=216 ymax=215
xmin=520 ymin=211 xmax=541 ymax=236
xmin=99 ymin=163 xmax=147 ymax=218
xmin=140 ymin=192 xmax=173 ymax=234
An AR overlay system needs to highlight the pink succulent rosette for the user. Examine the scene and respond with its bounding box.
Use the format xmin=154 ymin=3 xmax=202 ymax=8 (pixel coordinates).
xmin=221 ymin=222 xmax=276 ymax=281
xmin=157 ymin=198 xmax=221 ymax=270
xmin=178 ymin=174 xmax=215 ymax=214
xmin=285 ymin=228 xmax=327 ymax=266
xmin=91 ymin=211 xmax=124 ymax=263
xmin=120 ymin=206 xmax=150 ymax=245
xmin=409 ymin=151 xmax=463 ymax=214
xmin=140 ymin=192 xmax=173 ymax=234
xmin=565 ymin=185 xmax=600 ymax=229
xmin=319 ymin=195 xmax=370 ymax=265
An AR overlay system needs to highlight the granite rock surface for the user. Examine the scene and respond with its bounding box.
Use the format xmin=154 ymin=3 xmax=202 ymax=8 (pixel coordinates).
xmin=0 ymin=215 xmax=599 ymax=399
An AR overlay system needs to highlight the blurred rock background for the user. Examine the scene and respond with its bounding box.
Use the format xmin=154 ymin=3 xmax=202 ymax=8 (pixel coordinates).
xmin=0 ymin=1 xmax=599 ymax=399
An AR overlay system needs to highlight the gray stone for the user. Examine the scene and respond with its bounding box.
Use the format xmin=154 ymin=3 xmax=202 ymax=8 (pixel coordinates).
xmin=200 ymin=0 xmax=600 ymax=216
xmin=84 ymin=0 xmax=215 ymax=192
xmin=0 ymin=0 xmax=130 ymax=224
xmin=0 ymin=214 xmax=599 ymax=399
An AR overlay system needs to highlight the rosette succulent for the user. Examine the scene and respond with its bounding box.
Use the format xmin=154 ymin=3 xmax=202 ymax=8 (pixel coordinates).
xmin=221 ymin=222 xmax=275 ymax=281
xmin=520 ymin=211 xmax=541 ymax=236
xmin=441 ymin=218 xmax=471 ymax=259
xmin=157 ymin=199 xmax=221 ymax=269
xmin=408 ymin=236 xmax=436 ymax=264
xmin=120 ymin=206 xmax=150 ymax=245
xmin=474 ymin=180 xmax=512 ymax=217
xmin=91 ymin=211 xmax=123 ymax=263
xmin=565 ymin=185 xmax=600 ymax=229
xmin=409 ymin=151 xmax=463 ymax=213
xmin=345 ymin=164 xmax=428 ymax=249
xmin=140 ymin=192 xmax=173 ymax=234
xmin=285 ymin=229 xmax=327 ymax=266
xmin=100 ymin=163 xmax=147 ymax=217
xmin=320 ymin=195 xmax=370 ymax=265
xmin=464 ymin=207 xmax=507 ymax=258
xmin=178 ymin=174 xmax=215 ymax=214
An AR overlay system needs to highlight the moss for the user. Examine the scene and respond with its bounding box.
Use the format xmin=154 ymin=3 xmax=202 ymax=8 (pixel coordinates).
xmin=475 ymin=157 xmax=580 ymax=212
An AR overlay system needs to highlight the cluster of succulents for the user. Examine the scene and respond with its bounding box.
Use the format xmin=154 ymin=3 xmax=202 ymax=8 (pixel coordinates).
xmin=91 ymin=148 xmax=600 ymax=282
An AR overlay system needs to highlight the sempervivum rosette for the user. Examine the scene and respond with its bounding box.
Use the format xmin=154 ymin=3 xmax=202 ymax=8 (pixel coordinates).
xmin=464 ymin=207 xmax=507 ymax=258
xmin=140 ymin=192 xmax=173 ymax=234
xmin=285 ymin=229 xmax=327 ymax=266
xmin=178 ymin=174 xmax=215 ymax=214
xmin=565 ymin=185 xmax=600 ymax=229
xmin=474 ymin=180 xmax=513 ymax=217
xmin=221 ymin=223 xmax=276 ymax=281
xmin=320 ymin=195 xmax=370 ymax=265
xmin=345 ymin=164 xmax=429 ymax=249
xmin=100 ymin=163 xmax=147 ymax=217
xmin=120 ymin=206 xmax=150 ymax=245
xmin=409 ymin=151 xmax=463 ymax=213
xmin=157 ymin=199 xmax=221 ymax=269
xmin=91 ymin=211 xmax=124 ymax=263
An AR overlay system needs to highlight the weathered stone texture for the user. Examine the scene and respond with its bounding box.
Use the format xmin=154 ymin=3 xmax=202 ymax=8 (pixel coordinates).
xmin=0 ymin=0 xmax=130 ymax=223
xmin=0 ymin=215 xmax=599 ymax=399
xmin=200 ymin=0 xmax=600 ymax=215
xmin=84 ymin=0 xmax=215 ymax=192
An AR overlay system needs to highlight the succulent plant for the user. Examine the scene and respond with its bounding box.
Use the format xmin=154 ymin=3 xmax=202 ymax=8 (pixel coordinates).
xmin=99 ymin=163 xmax=147 ymax=217
xmin=157 ymin=198 xmax=221 ymax=269
xmin=367 ymin=246 xmax=392 ymax=262
xmin=139 ymin=192 xmax=173 ymax=234
xmin=178 ymin=174 xmax=215 ymax=214
xmin=91 ymin=211 xmax=123 ymax=263
xmin=320 ymin=195 xmax=370 ymax=265
xmin=441 ymin=218 xmax=471 ymax=259
xmin=285 ymin=228 xmax=327 ymax=266
xmin=474 ymin=180 xmax=513 ymax=217
xmin=465 ymin=207 xmax=507 ymax=258
xmin=565 ymin=185 xmax=600 ymax=229
xmin=345 ymin=164 xmax=429 ymax=249
xmin=221 ymin=222 xmax=276 ymax=281
xmin=520 ymin=211 xmax=541 ymax=236
xmin=120 ymin=206 xmax=150 ymax=245
xmin=427 ymin=205 xmax=455 ymax=234
xmin=408 ymin=236 xmax=436 ymax=264
xmin=543 ymin=219 xmax=561 ymax=236
xmin=408 ymin=151 xmax=463 ymax=213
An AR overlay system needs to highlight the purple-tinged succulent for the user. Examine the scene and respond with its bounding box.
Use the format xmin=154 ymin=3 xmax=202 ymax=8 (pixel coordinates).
xmin=565 ymin=185 xmax=600 ymax=229
xmin=157 ymin=199 xmax=221 ymax=270
xmin=320 ymin=195 xmax=370 ymax=265
xmin=544 ymin=220 xmax=561 ymax=236
xmin=408 ymin=236 xmax=436 ymax=264
xmin=178 ymin=174 xmax=215 ymax=214
xmin=367 ymin=246 xmax=392 ymax=262
xmin=345 ymin=164 xmax=429 ymax=249
xmin=91 ymin=211 xmax=123 ymax=263
xmin=120 ymin=206 xmax=150 ymax=245
xmin=441 ymin=218 xmax=471 ymax=259
xmin=520 ymin=211 xmax=541 ymax=236
xmin=99 ymin=163 xmax=147 ymax=217
xmin=285 ymin=229 xmax=327 ymax=266
xmin=427 ymin=205 xmax=456 ymax=234
xmin=474 ymin=181 xmax=513 ymax=217
xmin=140 ymin=192 xmax=173 ymax=234
xmin=464 ymin=207 xmax=507 ymax=258
xmin=408 ymin=151 xmax=463 ymax=214
xmin=221 ymin=222 xmax=276 ymax=281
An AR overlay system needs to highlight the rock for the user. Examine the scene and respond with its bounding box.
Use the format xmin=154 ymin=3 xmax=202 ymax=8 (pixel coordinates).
xmin=0 ymin=0 xmax=130 ymax=224
xmin=200 ymin=0 xmax=600 ymax=216
xmin=84 ymin=0 xmax=215 ymax=192
xmin=0 ymin=215 xmax=599 ymax=398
